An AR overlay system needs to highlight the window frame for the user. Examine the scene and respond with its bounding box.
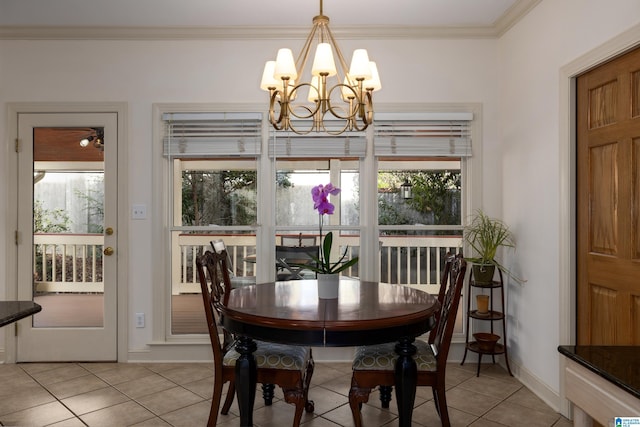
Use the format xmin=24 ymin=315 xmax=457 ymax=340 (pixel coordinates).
xmin=152 ymin=102 xmax=482 ymax=343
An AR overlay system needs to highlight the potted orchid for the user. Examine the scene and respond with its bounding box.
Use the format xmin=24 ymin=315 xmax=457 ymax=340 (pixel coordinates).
xmin=292 ymin=183 xmax=358 ymax=298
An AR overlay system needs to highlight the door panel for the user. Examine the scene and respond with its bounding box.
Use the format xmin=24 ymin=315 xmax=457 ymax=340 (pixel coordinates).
xmin=577 ymin=47 xmax=640 ymax=345
xmin=16 ymin=113 xmax=118 ymax=361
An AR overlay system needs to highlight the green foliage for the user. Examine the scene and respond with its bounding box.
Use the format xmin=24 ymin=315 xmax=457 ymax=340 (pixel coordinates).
xmin=378 ymin=170 xmax=461 ymax=230
xmin=407 ymin=171 xmax=461 ymax=225
xmin=181 ymin=170 xmax=257 ymax=226
xmin=74 ymin=182 xmax=104 ymax=234
xmin=464 ymin=210 xmax=525 ymax=283
xmin=276 ymin=171 xmax=293 ymax=188
xmin=33 ymin=200 xmax=71 ymax=233
xmin=291 ymin=231 xmax=359 ymax=274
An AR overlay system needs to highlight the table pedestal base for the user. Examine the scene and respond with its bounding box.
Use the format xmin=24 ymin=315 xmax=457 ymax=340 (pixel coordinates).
xmin=394 ymin=337 xmax=418 ymax=427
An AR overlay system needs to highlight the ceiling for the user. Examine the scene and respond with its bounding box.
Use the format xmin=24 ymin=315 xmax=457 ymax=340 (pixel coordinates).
xmin=0 ymin=0 xmax=541 ymax=39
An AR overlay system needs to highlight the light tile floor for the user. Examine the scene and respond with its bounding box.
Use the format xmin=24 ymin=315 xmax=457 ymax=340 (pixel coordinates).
xmin=0 ymin=361 xmax=571 ymax=426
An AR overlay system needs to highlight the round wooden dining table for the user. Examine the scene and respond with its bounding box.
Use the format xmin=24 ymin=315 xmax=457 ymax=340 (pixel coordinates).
xmin=220 ymin=278 xmax=440 ymax=427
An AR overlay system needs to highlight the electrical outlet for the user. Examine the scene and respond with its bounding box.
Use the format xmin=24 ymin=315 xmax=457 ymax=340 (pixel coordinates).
xmin=132 ymin=204 xmax=147 ymax=220
xmin=135 ymin=313 xmax=145 ymax=328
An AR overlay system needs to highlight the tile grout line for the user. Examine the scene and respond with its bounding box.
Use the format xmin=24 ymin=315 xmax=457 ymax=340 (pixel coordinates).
xmin=19 ymin=363 xmax=90 ymax=426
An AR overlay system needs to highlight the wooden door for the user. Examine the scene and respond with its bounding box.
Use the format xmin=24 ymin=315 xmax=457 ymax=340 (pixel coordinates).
xmin=577 ymin=46 xmax=640 ymax=345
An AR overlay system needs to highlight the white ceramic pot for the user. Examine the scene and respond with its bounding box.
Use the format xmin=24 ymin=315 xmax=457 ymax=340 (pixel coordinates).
xmin=317 ymin=274 xmax=339 ymax=299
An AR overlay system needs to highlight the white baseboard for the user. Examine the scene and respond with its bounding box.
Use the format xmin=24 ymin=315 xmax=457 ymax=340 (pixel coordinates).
xmin=508 ymin=357 xmax=562 ymax=413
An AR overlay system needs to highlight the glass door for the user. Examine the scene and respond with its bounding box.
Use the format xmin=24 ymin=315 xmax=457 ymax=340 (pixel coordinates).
xmin=16 ymin=113 xmax=118 ymax=361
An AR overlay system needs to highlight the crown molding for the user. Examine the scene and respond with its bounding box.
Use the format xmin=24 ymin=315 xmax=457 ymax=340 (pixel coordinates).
xmin=0 ymin=1 xmax=540 ymax=41
xmin=494 ymin=0 xmax=542 ymax=36
xmin=0 ymin=25 xmax=502 ymax=40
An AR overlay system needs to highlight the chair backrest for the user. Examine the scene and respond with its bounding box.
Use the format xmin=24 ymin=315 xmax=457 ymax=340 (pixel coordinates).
xmin=431 ymin=255 xmax=466 ymax=364
xmin=280 ymin=233 xmax=317 ymax=247
xmin=428 ymin=252 xmax=455 ymax=344
xmin=211 ymin=239 xmax=237 ymax=276
xmin=196 ymin=250 xmax=234 ymax=358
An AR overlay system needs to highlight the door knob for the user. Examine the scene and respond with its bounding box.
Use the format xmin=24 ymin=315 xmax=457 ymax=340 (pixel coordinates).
xmin=103 ymin=247 xmax=114 ymax=256
xmin=105 ymin=227 xmax=114 ymax=235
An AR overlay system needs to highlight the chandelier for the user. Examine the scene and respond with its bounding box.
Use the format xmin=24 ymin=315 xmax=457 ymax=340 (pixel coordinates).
xmin=260 ymin=0 xmax=381 ymax=135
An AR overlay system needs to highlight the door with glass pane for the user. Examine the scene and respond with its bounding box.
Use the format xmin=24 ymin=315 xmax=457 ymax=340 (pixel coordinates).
xmin=16 ymin=112 xmax=118 ymax=361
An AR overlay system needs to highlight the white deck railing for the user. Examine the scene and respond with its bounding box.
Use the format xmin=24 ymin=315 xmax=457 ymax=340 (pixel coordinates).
xmin=172 ymin=233 xmax=462 ymax=294
xmin=32 ymin=233 xmax=463 ymax=295
xmin=33 ymin=234 xmax=104 ymax=293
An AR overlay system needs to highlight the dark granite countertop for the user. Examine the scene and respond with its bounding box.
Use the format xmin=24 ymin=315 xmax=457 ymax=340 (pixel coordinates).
xmin=558 ymin=345 xmax=640 ymax=400
xmin=0 ymin=301 xmax=42 ymax=328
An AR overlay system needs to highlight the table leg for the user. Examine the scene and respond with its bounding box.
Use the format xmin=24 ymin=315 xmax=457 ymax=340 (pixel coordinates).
xmin=394 ymin=337 xmax=418 ymax=427
xmin=235 ymin=335 xmax=257 ymax=427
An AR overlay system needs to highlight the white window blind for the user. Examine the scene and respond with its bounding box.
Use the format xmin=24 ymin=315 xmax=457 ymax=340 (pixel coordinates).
xmin=374 ymin=112 xmax=473 ymax=157
xmin=162 ymin=112 xmax=262 ymax=157
xmin=269 ymin=135 xmax=367 ymax=158
xmin=268 ymin=121 xmax=366 ymax=158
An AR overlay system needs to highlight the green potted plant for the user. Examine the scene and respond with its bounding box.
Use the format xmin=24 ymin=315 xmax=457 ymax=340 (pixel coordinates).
xmin=464 ymin=209 xmax=524 ymax=284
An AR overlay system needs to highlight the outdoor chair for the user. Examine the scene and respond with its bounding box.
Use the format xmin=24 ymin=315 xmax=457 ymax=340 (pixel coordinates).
xmin=348 ymin=255 xmax=467 ymax=427
xmin=280 ymin=233 xmax=318 ymax=247
xmin=275 ymin=245 xmax=319 ymax=281
xmin=196 ymin=250 xmax=315 ymax=427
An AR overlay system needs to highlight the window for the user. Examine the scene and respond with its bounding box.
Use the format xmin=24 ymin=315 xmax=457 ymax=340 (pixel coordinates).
xmin=155 ymin=104 xmax=479 ymax=340
xmin=377 ymin=160 xmax=463 ymax=292
xmin=162 ymin=111 xmax=260 ymax=335
xmin=276 ymin=159 xmax=361 ymax=278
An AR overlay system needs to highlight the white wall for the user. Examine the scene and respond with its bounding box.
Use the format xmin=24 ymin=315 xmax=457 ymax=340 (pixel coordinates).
xmin=499 ymin=0 xmax=640 ymax=410
xmin=0 ymin=37 xmax=500 ymax=353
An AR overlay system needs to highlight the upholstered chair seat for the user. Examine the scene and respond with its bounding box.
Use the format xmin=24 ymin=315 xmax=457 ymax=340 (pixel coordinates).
xmin=352 ymin=339 xmax=436 ymax=372
xmin=224 ymin=340 xmax=311 ymax=371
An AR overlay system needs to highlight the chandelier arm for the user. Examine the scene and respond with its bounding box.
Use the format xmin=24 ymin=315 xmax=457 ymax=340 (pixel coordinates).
xmin=289 ymin=83 xmax=321 ymax=120
xmin=296 ymin=23 xmax=319 ymax=78
xmin=287 ymin=114 xmax=315 ymax=135
xmin=268 ymin=91 xmax=286 ymax=130
xmin=363 ymin=90 xmax=374 ymax=125
xmin=290 ymin=101 xmax=320 ymax=120
xmin=321 ymin=110 xmax=350 ymax=135
xmin=324 ymin=26 xmax=351 ymax=80
xmin=325 ymin=85 xmax=362 ymax=120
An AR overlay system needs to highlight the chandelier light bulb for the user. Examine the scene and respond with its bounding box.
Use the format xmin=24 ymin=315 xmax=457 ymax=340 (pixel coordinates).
xmin=260 ymin=61 xmax=279 ymax=91
xmin=349 ymin=49 xmax=372 ymax=80
xmin=363 ymin=62 xmax=382 ymax=91
xmin=274 ymin=48 xmax=298 ymax=81
xmin=311 ymin=43 xmax=337 ymax=77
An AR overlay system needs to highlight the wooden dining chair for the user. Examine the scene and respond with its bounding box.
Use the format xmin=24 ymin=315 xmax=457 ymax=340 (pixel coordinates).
xmin=348 ymin=255 xmax=467 ymax=427
xmin=196 ymin=250 xmax=315 ymax=427
xmin=376 ymin=251 xmax=457 ymax=407
xmin=429 ymin=252 xmax=457 ymax=345
xmin=210 ymin=239 xmax=256 ymax=288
